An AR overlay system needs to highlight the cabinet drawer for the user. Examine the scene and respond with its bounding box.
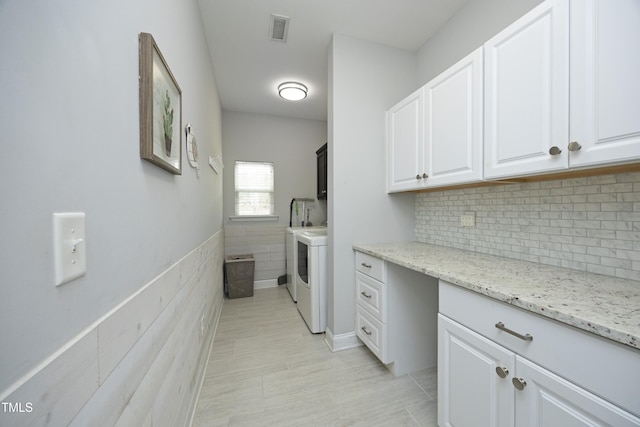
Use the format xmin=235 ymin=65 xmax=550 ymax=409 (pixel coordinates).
xmin=356 ymin=306 xmax=389 ymax=363
xmin=356 ymin=272 xmax=386 ymax=322
xmin=439 ymin=280 xmax=640 ymax=418
xmin=355 ymin=251 xmax=386 ymax=282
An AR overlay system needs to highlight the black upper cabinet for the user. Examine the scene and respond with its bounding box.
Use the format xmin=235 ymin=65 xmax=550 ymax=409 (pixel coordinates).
xmin=316 ymin=143 xmax=327 ymax=200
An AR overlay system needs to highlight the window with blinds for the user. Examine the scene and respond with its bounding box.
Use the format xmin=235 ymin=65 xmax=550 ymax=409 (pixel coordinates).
xmin=234 ymin=161 xmax=275 ymax=216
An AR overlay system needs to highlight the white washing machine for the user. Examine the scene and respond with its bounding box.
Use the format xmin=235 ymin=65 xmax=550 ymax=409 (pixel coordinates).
xmin=295 ymin=229 xmax=327 ymax=333
xmin=286 ymin=226 xmax=326 ymax=302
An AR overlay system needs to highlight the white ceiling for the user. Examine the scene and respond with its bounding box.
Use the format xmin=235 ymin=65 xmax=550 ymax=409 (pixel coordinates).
xmin=197 ymin=0 xmax=469 ymax=121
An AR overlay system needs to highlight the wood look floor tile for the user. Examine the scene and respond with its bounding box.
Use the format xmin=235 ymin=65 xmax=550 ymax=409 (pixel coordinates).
xmin=193 ymin=286 xmax=438 ymax=426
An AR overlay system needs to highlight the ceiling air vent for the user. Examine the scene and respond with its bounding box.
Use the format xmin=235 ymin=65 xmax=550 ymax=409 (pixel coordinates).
xmin=269 ymin=14 xmax=290 ymax=42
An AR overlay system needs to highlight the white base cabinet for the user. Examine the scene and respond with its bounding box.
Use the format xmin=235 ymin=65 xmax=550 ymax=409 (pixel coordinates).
xmin=354 ymin=251 xmax=438 ymax=377
xmin=438 ymin=281 xmax=640 ymax=427
xmin=515 ymin=355 xmax=640 ymax=427
xmin=439 ymin=315 xmax=514 ymax=427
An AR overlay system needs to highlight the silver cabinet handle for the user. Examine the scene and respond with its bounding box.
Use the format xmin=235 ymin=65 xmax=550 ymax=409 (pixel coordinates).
xmin=416 ymin=174 xmax=422 ymax=180
xmin=361 ymin=262 xmax=372 ymax=269
xmin=361 ymin=326 xmax=372 ymax=336
xmin=568 ymin=141 xmax=582 ymax=152
xmin=495 ymin=366 xmax=509 ymax=379
xmin=495 ymin=322 xmax=533 ymax=341
xmin=422 ymin=173 xmax=428 ymax=179
xmin=549 ymin=146 xmax=562 ymax=155
xmin=360 ymin=291 xmax=372 ymax=299
xmin=512 ymin=377 xmax=527 ymax=391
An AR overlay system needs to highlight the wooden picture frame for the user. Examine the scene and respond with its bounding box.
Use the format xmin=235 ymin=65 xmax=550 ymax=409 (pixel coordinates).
xmin=139 ymin=32 xmax=182 ymax=175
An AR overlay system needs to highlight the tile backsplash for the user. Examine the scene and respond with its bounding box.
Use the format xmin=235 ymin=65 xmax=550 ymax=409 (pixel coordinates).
xmin=415 ymin=172 xmax=640 ymax=282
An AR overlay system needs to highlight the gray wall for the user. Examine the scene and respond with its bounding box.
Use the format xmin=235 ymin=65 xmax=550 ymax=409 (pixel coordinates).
xmin=416 ymin=0 xmax=543 ymax=85
xmin=221 ymin=111 xmax=327 ymax=286
xmin=221 ymin=110 xmax=327 ymax=227
xmin=0 ymin=0 xmax=224 ymax=421
xmin=328 ymin=34 xmax=416 ymax=339
xmin=325 ymin=0 xmax=546 ymax=342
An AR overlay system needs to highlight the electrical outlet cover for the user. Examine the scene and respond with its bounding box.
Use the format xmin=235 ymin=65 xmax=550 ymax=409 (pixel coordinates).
xmin=461 ymin=212 xmax=476 ymax=227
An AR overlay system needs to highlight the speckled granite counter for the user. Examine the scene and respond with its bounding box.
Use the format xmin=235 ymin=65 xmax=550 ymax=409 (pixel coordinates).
xmin=353 ymin=241 xmax=640 ymax=350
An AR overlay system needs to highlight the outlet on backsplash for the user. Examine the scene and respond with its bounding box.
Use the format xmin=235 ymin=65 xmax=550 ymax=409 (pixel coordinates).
xmin=460 ymin=212 xmax=475 ymax=227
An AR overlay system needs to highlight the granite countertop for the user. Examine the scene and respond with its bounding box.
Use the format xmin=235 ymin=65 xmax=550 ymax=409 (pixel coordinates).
xmin=353 ymin=241 xmax=640 ymax=351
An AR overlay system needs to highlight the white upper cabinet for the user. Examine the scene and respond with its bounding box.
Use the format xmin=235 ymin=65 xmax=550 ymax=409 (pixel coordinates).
xmin=484 ymin=0 xmax=570 ymax=180
xmin=386 ymin=88 xmax=424 ymax=193
xmin=389 ymin=0 xmax=640 ymax=188
xmin=387 ymin=48 xmax=483 ymax=193
xmin=569 ymin=0 xmax=640 ymax=168
xmin=425 ymin=47 xmax=483 ymax=188
xmin=485 ymin=0 xmax=640 ymax=180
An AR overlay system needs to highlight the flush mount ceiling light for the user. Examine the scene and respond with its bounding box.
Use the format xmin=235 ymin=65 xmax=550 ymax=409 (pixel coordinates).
xmin=278 ymin=82 xmax=307 ymax=101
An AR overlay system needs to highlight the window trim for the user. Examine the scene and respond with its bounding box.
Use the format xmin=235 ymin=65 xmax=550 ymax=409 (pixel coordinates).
xmin=228 ymin=215 xmax=280 ymax=222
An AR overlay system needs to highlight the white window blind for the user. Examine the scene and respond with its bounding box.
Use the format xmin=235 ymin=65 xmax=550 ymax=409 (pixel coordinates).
xmin=234 ymin=161 xmax=275 ymax=216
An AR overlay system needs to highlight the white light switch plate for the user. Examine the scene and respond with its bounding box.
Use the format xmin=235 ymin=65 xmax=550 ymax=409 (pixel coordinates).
xmin=53 ymin=212 xmax=86 ymax=286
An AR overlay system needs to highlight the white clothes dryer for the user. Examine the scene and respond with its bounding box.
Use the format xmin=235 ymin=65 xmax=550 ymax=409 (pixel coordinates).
xmin=295 ymin=229 xmax=327 ymax=333
xmin=285 ymin=226 xmax=325 ymax=303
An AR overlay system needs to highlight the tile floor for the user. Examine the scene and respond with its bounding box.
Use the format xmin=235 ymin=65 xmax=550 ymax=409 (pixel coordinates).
xmin=193 ymin=286 xmax=438 ymax=426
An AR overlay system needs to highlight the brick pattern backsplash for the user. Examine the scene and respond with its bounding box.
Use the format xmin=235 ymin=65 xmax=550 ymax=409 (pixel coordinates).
xmin=415 ymin=172 xmax=640 ymax=282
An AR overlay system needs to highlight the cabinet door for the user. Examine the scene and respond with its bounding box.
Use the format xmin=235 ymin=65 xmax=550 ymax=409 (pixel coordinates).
xmin=386 ymin=88 xmax=425 ymax=192
xmin=569 ymin=0 xmax=640 ymax=168
xmin=425 ymin=47 xmax=483 ymax=188
xmin=514 ymin=356 xmax=640 ymax=427
xmin=316 ymin=143 xmax=327 ymax=199
xmin=484 ymin=0 xmax=569 ymax=180
xmin=438 ymin=314 xmax=515 ymax=427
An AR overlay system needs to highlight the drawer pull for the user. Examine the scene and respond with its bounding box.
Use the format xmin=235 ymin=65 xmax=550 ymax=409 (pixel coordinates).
xmin=512 ymin=377 xmax=527 ymax=391
xmin=361 ymin=326 xmax=372 ymax=336
xmin=495 ymin=366 xmax=509 ymax=379
xmin=361 ymin=262 xmax=372 ymax=269
xmin=360 ymin=291 xmax=372 ymax=299
xmin=495 ymin=322 xmax=533 ymax=341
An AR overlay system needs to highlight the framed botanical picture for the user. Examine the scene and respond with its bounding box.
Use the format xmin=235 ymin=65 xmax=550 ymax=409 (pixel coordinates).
xmin=139 ymin=32 xmax=182 ymax=174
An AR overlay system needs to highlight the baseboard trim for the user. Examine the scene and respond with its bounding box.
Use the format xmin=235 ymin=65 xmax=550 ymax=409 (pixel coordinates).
xmin=324 ymin=328 xmax=362 ymax=352
xmin=254 ymin=279 xmax=278 ymax=289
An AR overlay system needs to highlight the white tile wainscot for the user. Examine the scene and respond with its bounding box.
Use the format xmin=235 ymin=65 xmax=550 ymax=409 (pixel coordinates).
xmin=0 ymin=231 xmax=225 ymax=427
xmin=224 ymin=225 xmax=286 ymax=288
